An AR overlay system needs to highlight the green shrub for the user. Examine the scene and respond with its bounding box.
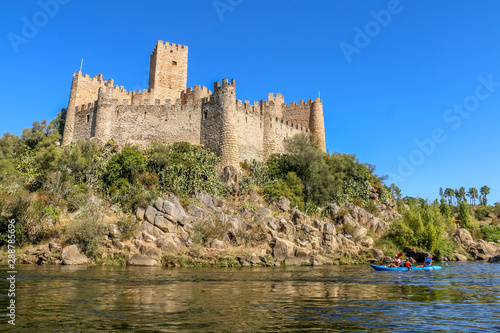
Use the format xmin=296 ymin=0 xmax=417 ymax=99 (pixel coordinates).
xmin=474 ymin=205 xmax=490 ymax=221
xmin=264 ymin=172 xmax=304 ymax=210
xmin=67 ymin=212 xmax=108 ymax=257
xmin=481 ymin=224 xmax=500 ymax=243
xmin=386 ymin=201 xmax=455 ymax=257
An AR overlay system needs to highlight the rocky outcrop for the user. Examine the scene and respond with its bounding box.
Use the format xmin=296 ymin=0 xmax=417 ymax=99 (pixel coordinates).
xmin=455 ymin=228 xmax=500 ymax=260
xmin=128 ymin=253 xmax=158 ymax=266
xmin=455 ymin=228 xmax=474 ymax=246
xmin=489 ymin=255 xmax=500 ymax=263
xmin=404 ymin=246 xmax=429 ymax=262
xmin=454 ymin=253 xmax=468 ymax=261
xmin=61 ymin=245 xmax=90 ymax=265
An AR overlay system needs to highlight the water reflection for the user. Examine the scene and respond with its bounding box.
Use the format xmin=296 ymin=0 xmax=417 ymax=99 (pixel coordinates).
xmin=1 ymin=262 xmax=499 ymax=332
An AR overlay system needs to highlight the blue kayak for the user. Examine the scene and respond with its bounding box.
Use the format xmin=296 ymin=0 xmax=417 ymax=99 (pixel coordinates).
xmin=370 ymin=264 xmax=442 ymax=271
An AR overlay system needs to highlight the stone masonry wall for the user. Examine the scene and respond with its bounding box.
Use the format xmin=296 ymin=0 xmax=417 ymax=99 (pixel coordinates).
xmin=235 ymin=100 xmax=264 ymax=161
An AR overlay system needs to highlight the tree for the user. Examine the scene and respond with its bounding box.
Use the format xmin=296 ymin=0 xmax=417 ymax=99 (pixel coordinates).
xmin=444 ymin=188 xmax=454 ymax=205
xmin=454 ymin=189 xmax=461 ymax=206
xmin=457 ymin=201 xmax=472 ymax=231
xmin=439 ymin=198 xmax=451 ymax=219
xmin=105 ymin=146 xmax=146 ymax=188
xmin=468 ymin=187 xmax=478 ymax=207
xmin=390 ymin=183 xmax=402 ymax=199
xmin=439 ymin=187 xmax=444 ymax=198
xmin=480 ymin=185 xmax=490 ymax=206
xmin=459 ymin=187 xmax=466 ymax=203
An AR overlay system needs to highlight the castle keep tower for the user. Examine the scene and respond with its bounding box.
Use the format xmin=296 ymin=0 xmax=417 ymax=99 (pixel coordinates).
xmin=148 ymin=41 xmax=188 ymax=100
xmin=61 ymin=41 xmax=327 ymax=170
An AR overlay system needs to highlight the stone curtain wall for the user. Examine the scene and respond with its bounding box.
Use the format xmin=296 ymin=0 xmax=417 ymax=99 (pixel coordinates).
xmin=235 ymin=100 xmax=264 ymax=161
xmin=109 ymin=101 xmax=202 ymax=147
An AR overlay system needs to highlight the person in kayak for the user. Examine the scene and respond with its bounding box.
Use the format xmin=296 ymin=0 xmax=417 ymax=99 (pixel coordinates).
xmin=387 ymin=255 xmax=402 ymax=267
xmin=422 ymin=254 xmax=432 ymax=267
xmin=404 ymin=258 xmax=412 ymax=270
xmin=424 ymin=254 xmax=432 ymax=266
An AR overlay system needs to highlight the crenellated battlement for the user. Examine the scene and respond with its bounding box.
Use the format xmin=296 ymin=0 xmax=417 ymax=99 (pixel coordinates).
xmin=75 ymin=102 xmax=95 ymax=113
xmin=181 ymin=85 xmax=212 ymax=105
xmin=152 ymin=40 xmax=188 ymax=53
xmin=214 ymin=78 xmax=235 ymax=90
xmin=236 ymin=99 xmax=261 ymax=115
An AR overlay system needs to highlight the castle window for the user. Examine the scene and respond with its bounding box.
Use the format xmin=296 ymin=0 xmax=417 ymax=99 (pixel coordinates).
xmin=204 ymin=111 xmax=208 ymax=119
xmin=144 ymin=112 xmax=147 ymax=119
xmin=172 ymin=61 xmax=177 ymax=66
xmin=189 ymin=114 xmax=191 ymax=120
xmin=86 ymin=114 xmax=90 ymax=123
xmin=116 ymin=111 xmax=119 ymax=119
xmin=270 ymin=123 xmax=272 ymax=128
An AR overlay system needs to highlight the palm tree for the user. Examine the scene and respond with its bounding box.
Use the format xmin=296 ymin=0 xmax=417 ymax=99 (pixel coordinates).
xmin=480 ymin=185 xmax=490 ymax=206
xmin=468 ymin=187 xmax=478 ymax=207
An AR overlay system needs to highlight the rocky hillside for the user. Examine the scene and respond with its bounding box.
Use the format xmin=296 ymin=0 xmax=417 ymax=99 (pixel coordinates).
xmin=15 ymin=191 xmax=399 ymax=266
xmin=13 ymin=191 xmax=500 ymax=267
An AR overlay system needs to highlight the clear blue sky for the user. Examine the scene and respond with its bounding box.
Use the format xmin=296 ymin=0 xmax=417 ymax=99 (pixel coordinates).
xmin=2 ymin=0 xmax=500 ymax=203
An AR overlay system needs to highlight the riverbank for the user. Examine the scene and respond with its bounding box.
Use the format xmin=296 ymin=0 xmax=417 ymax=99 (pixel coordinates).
xmin=3 ymin=191 xmax=499 ymax=268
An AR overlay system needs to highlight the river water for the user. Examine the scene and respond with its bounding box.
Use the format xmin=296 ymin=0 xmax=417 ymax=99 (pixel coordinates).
xmin=1 ymin=262 xmax=499 ymax=332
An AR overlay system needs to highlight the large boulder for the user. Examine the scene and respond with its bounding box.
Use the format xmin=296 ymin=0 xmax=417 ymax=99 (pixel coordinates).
xmin=187 ymin=204 xmax=214 ymax=223
xmin=108 ymin=224 xmax=120 ymax=238
xmin=323 ymin=223 xmax=336 ymax=235
xmin=456 ymin=228 xmax=473 ymax=246
xmin=154 ymin=215 xmax=176 ymax=233
xmin=404 ymin=247 xmax=429 ymax=262
xmin=454 ymin=253 xmax=468 ymax=261
xmin=145 ymin=205 xmax=158 ymax=224
xmin=489 ymin=255 xmax=500 ymax=263
xmin=272 ymin=237 xmax=296 ymax=261
xmin=352 ymin=225 xmax=367 ymax=239
xmin=359 ymin=236 xmax=374 ymax=248
xmin=277 ymin=197 xmax=290 ymax=212
xmin=61 ymin=245 xmax=90 ymax=265
xmin=162 ymin=200 xmax=190 ymax=224
xmin=128 ymin=253 xmax=157 ymax=266
xmin=136 ymin=207 xmax=146 ymax=220
xmin=210 ymin=239 xmax=226 ymax=250
xmin=279 ymin=220 xmax=296 ymax=235
xmin=141 ymin=221 xmax=165 ymax=238
xmin=368 ymin=248 xmax=385 ymax=261
xmin=195 ymin=191 xmax=217 ymax=211
xmin=156 ymin=234 xmax=184 ymax=253
xmin=138 ymin=244 xmax=162 ymax=259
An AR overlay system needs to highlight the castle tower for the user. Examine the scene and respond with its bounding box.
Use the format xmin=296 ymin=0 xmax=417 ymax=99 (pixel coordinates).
xmin=61 ymin=72 xmax=80 ymax=146
xmin=309 ymin=97 xmax=326 ymax=152
xmin=62 ymin=72 xmax=106 ymax=146
xmin=216 ymin=78 xmax=239 ymax=169
xmin=94 ymin=86 xmax=117 ymax=143
xmin=267 ymin=93 xmax=284 ymax=118
xmin=148 ymin=41 xmax=188 ymax=101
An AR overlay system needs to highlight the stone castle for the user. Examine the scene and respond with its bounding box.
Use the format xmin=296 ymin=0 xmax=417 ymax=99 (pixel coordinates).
xmin=61 ymin=41 xmax=326 ymax=169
